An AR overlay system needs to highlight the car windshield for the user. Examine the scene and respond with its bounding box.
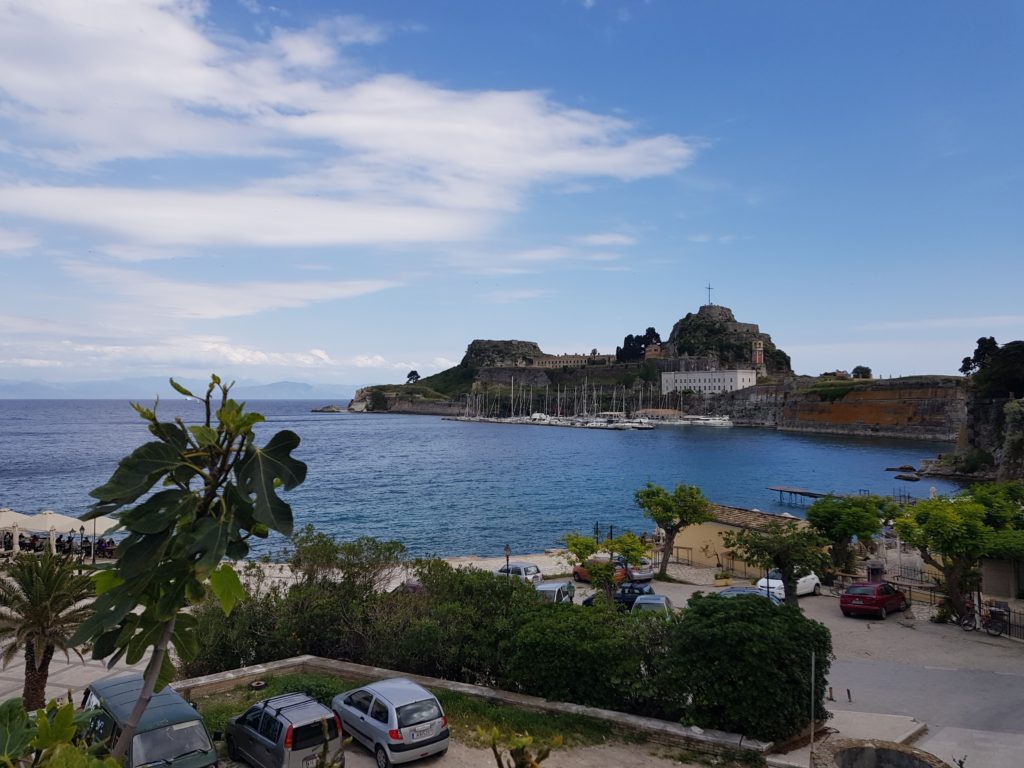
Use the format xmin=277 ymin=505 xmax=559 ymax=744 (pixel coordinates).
xmin=292 ymin=718 xmax=339 ymax=750
xmin=132 ymin=722 xmax=212 ymax=767
xmin=523 ymin=565 xmax=539 ymax=575
xmin=635 ymin=601 xmax=664 ymax=612
xmin=396 ymin=698 xmax=442 ymax=728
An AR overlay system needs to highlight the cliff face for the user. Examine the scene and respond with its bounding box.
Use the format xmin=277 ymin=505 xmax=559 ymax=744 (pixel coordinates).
xmin=667 ymin=305 xmax=792 ymax=374
xmin=715 ymin=377 xmax=966 ymax=441
xmin=461 ymin=340 xmax=544 ymax=368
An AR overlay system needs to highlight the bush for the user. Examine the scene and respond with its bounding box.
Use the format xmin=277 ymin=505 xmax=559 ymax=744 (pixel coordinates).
xmin=667 ymin=594 xmax=831 ymax=742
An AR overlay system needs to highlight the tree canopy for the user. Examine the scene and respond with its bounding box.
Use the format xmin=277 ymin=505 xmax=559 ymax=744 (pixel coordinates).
xmin=406 ymin=370 xmax=420 ymax=384
xmin=806 ymin=495 xmax=889 ymax=571
xmin=721 ymin=521 xmax=829 ymax=606
xmin=634 ymin=482 xmax=713 ymax=577
xmin=851 ymin=365 xmax=872 ymax=379
xmin=616 ymin=327 xmax=661 ymax=362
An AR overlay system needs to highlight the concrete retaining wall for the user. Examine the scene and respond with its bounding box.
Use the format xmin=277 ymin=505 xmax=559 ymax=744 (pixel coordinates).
xmin=174 ymin=655 xmax=772 ymax=758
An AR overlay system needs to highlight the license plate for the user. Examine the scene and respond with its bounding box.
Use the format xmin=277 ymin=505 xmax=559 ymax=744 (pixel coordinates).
xmin=852 ymin=599 xmax=863 ymax=604
xmin=302 ymin=756 xmax=317 ymax=768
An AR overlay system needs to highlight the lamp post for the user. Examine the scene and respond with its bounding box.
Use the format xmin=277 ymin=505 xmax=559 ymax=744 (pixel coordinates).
xmin=503 ymin=543 xmax=511 ymax=572
xmin=69 ymin=528 xmax=75 ymax=557
xmin=79 ymin=525 xmax=85 ymax=560
xmin=566 ymin=582 xmax=576 ymax=604
xmin=92 ymin=519 xmax=97 ymax=566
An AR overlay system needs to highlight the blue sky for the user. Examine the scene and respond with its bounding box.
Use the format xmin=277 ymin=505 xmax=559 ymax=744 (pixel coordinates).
xmin=1 ymin=0 xmax=1021 ymax=388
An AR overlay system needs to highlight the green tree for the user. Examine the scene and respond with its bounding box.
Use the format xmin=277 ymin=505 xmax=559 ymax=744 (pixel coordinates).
xmin=0 ymin=554 xmax=93 ymax=711
xmin=634 ymin=483 xmax=714 ymax=577
xmin=668 ymin=594 xmax=832 ymax=742
xmin=406 ymin=370 xmax=420 ymax=385
xmin=960 ymin=336 xmax=999 ymax=376
xmin=368 ymin=390 xmax=388 ymax=411
xmin=894 ymin=497 xmax=991 ymax=617
xmin=851 ymin=365 xmax=872 ymax=379
xmin=806 ymin=495 xmax=889 ymax=572
xmin=72 ymin=376 xmax=307 ymax=760
xmin=721 ymin=521 xmax=829 ymax=606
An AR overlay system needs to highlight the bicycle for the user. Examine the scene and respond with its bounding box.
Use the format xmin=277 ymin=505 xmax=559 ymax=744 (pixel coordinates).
xmin=827 ymin=572 xmax=855 ymax=597
xmin=960 ymin=605 xmax=1008 ymax=637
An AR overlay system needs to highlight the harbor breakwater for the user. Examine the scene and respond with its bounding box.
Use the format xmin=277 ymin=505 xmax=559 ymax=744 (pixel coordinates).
xmin=352 ymin=376 xmax=967 ymax=442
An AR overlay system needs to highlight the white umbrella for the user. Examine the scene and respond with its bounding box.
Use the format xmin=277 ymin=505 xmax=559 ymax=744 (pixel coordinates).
xmin=0 ymin=508 xmax=33 ymax=529
xmin=23 ymin=510 xmax=85 ymax=533
xmin=88 ymin=515 xmax=120 ymax=535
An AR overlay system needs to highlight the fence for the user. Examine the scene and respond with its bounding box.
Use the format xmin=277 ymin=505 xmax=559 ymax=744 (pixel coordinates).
xmin=669 ymin=545 xmax=764 ymax=580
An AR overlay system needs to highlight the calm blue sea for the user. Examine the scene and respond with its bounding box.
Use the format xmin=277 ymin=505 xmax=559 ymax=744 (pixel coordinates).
xmin=0 ymin=400 xmax=961 ymax=558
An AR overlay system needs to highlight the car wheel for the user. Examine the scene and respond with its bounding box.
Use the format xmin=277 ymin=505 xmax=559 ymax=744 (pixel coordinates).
xmin=812 ymin=583 xmax=821 ymax=596
xmin=878 ymin=607 xmax=887 ymax=620
xmin=841 ymin=610 xmax=851 ymax=617
xmin=375 ymin=745 xmax=391 ymax=768
xmin=899 ymin=599 xmax=909 ymax=612
xmin=226 ymin=736 xmax=239 ymax=761
xmin=572 ymin=571 xmax=581 ymax=582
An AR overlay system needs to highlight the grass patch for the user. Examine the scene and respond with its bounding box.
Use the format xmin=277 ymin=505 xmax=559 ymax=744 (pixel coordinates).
xmin=193 ymin=673 xmax=361 ymax=733
xmin=191 ymin=671 xmax=619 ymax=753
xmin=432 ymin=688 xmax=615 ymax=750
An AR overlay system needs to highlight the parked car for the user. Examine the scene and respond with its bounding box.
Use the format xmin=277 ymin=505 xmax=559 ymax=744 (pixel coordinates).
xmin=571 ymin=559 xmax=627 ymax=584
xmin=581 ymin=581 xmax=655 ymax=610
xmin=390 ymin=578 xmax=424 ymax=595
xmin=840 ymin=581 xmax=909 ymax=619
xmin=610 ymin=555 xmax=654 ymax=582
xmin=332 ymin=678 xmax=449 ymax=767
xmin=631 ymin=594 xmax=675 ymax=615
xmin=717 ymin=586 xmax=782 ymax=606
xmin=81 ymin=674 xmax=217 ymax=768
xmin=535 ymin=581 xmax=574 ymax=603
xmin=755 ymin=568 xmax=822 ymax=601
xmin=225 ymin=692 xmax=342 ymax=768
xmin=494 ymin=561 xmax=543 ymax=585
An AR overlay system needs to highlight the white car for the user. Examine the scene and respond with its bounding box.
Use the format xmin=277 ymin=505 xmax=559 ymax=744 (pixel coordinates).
xmin=535 ymin=581 xmax=574 ymax=603
xmin=494 ymin=561 xmax=543 ymax=585
xmin=755 ymin=569 xmax=821 ymax=601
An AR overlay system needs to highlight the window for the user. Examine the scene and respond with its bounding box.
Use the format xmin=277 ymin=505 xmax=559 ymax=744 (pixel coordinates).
xmin=346 ymin=690 xmax=372 ymax=715
xmin=242 ymin=707 xmax=263 ymax=730
xmin=370 ymin=699 xmax=389 ymax=724
xmin=292 ymin=719 xmax=338 ymax=751
xmin=396 ymin=699 xmax=442 ymax=728
xmin=258 ymin=714 xmax=281 ymax=743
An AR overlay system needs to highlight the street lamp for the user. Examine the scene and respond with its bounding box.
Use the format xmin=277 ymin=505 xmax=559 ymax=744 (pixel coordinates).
xmin=503 ymin=543 xmax=511 ymax=572
xmin=79 ymin=525 xmax=85 ymax=559
xmin=566 ymin=582 xmax=576 ymax=604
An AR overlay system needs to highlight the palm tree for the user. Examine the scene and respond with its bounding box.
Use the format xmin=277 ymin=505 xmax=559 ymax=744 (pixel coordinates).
xmin=0 ymin=553 xmax=93 ymax=710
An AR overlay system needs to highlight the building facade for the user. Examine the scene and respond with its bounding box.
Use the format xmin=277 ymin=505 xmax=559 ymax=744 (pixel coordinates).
xmin=661 ymin=369 xmax=757 ymax=395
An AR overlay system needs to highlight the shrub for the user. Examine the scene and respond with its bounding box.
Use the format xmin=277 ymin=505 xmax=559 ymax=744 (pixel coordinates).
xmin=666 ymin=594 xmax=831 ymax=742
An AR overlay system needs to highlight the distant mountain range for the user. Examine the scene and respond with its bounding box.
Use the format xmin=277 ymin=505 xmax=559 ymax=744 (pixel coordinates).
xmin=0 ymin=377 xmax=358 ymax=400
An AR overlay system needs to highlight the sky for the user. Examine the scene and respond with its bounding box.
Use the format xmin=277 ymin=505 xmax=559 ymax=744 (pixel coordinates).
xmin=1 ymin=0 xmax=1022 ymax=391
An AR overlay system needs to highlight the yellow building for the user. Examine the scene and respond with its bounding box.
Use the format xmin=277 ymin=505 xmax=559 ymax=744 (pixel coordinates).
xmin=667 ymin=505 xmax=808 ymax=579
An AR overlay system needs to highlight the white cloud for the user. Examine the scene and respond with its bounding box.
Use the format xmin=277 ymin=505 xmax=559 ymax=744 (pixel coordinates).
xmin=577 ymin=233 xmax=635 ymax=246
xmin=0 ymin=227 xmax=37 ymax=252
xmin=60 ymin=336 xmax=343 ymax=368
xmin=350 ymin=354 xmax=414 ymax=369
xmin=0 ymin=357 xmax=62 ymax=367
xmin=431 ymin=356 xmax=458 ymax=369
xmin=0 ymin=187 xmax=487 ymax=247
xmin=0 ymin=1 xmax=693 ymax=249
xmin=63 ymin=261 xmax=400 ymax=319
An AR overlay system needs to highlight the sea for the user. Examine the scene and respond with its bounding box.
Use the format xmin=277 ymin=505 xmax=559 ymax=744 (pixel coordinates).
xmin=0 ymin=399 xmax=963 ymax=558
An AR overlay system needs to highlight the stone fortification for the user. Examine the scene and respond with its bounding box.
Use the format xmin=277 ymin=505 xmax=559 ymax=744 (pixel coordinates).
xmin=461 ymin=339 xmax=545 ymax=368
xmin=714 ymin=377 xmax=966 ymax=441
xmin=667 ymin=304 xmax=792 ymax=375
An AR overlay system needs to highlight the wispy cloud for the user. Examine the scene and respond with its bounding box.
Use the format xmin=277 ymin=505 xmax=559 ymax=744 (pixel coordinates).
xmin=0 ymin=2 xmax=693 ymax=250
xmin=577 ymin=233 xmax=635 ymax=246
xmin=688 ymin=233 xmax=737 ymax=244
xmin=63 ymin=261 xmax=400 ymax=319
xmin=0 ymin=227 xmax=37 ymax=252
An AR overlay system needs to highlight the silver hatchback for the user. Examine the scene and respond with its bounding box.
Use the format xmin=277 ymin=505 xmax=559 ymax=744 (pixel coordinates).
xmin=332 ymin=678 xmax=448 ymax=767
xmin=225 ymin=693 xmax=342 ymax=768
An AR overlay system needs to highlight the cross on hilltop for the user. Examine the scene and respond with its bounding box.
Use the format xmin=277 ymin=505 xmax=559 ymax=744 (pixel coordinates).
xmin=706 ymin=283 xmax=713 ymax=305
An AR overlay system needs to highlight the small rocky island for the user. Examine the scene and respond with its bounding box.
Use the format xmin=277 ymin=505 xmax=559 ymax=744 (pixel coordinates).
xmin=311 ymin=404 xmax=346 ymax=413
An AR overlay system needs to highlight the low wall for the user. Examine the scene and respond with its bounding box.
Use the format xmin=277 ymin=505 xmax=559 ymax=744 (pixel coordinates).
xmin=174 ymin=655 xmax=772 ymax=758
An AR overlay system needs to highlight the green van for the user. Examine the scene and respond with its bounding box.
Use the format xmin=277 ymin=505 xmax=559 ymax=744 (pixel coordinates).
xmin=82 ymin=674 xmax=218 ymax=768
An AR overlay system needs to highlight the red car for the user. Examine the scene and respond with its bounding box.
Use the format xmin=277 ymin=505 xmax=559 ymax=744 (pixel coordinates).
xmin=840 ymin=582 xmax=909 ymax=619
xmin=572 ymin=559 xmax=627 ymax=584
